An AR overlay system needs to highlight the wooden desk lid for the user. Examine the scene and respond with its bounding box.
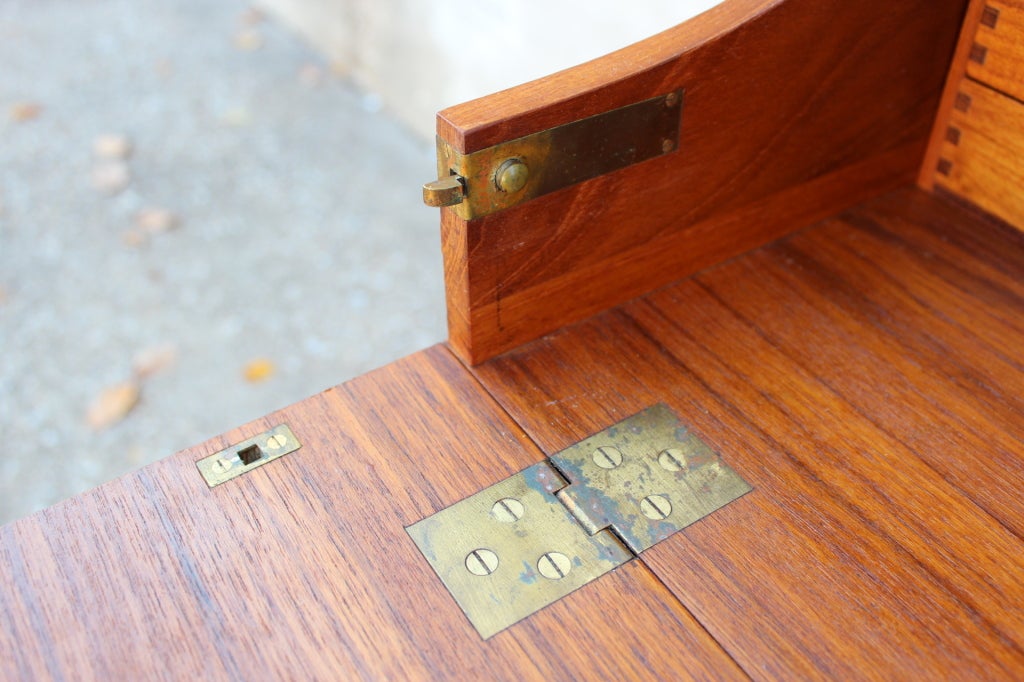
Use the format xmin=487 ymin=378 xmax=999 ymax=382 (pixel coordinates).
xmin=436 ymin=0 xmax=967 ymax=363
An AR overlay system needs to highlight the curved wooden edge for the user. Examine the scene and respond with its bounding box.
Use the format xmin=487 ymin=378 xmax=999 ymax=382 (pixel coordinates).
xmin=437 ymin=0 xmax=778 ymax=153
xmin=437 ymin=0 xmax=968 ymax=365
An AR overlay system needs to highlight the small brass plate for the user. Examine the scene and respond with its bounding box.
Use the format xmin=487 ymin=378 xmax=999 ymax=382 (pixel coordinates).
xmin=196 ymin=424 xmax=300 ymax=487
xmin=552 ymin=404 xmax=752 ymax=553
xmin=436 ymin=89 xmax=683 ymax=219
xmin=406 ymin=462 xmax=631 ymax=639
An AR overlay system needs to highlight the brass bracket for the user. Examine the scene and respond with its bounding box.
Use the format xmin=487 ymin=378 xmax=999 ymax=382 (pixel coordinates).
xmin=422 ymin=89 xmax=684 ymax=219
xmin=406 ymin=403 xmax=751 ymax=638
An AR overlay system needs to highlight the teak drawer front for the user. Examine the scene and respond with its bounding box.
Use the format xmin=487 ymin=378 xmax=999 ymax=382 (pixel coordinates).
xmin=936 ymin=78 xmax=1024 ymax=229
xmin=967 ymin=0 xmax=1024 ymax=102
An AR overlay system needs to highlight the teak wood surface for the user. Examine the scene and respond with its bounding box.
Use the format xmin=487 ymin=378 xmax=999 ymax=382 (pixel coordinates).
xmin=936 ymin=78 xmax=1024 ymax=227
xmin=3 ymin=186 xmax=1022 ymax=680
xmin=439 ymin=0 xmax=968 ymax=363
xmin=0 ymin=347 xmax=742 ymax=681
xmin=5 ymin=1 xmax=1024 ymax=679
xmin=966 ymin=0 xmax=1024 ymax=102
xmin=471 ymin=188 xmax=1024 ymax=679
xmin=920 ymin=0 xmax=1024 ymax=228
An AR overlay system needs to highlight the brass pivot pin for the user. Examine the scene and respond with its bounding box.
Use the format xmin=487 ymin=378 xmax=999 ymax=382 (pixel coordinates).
xmin=494 ymin=158 xmax=529 ymax=193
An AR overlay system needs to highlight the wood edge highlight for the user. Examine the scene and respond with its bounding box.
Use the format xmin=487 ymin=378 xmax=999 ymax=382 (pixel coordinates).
xmin=434 ymin=0 xmax=779 ymax=152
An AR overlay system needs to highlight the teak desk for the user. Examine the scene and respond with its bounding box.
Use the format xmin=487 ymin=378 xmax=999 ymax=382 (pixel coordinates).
xmin=4 ymin=0 xmax=1024 ymax=679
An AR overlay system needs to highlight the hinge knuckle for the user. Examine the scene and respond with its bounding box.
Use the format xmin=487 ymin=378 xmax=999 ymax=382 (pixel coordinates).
xmin=407 ymin=402 xmax=751 ymax=638
xmin=554 ymin=488 xmax=603 ymax=536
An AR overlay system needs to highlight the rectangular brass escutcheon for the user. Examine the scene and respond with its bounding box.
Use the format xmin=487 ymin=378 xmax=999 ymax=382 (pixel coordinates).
xmin=407 ymin=403 xmax=751 ymax=638
xmin=429 ymin=89 xmax=684 ymax=219
xmin=196 ymin=424 xmax=301 ymax=487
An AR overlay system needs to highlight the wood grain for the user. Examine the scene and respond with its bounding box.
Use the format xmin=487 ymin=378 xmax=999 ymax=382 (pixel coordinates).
xmin=471 ymin=188 xmax=1024 ymax=679
xmin=0 ymin=346 xmax=744 ymax=680
xmin=933 ymin=78 xmax=1024 ymax=228
xmin=438 ymin=0 xmax=967 ymax=363
xmin=966 ymin=0 xmax=1024 ymax=101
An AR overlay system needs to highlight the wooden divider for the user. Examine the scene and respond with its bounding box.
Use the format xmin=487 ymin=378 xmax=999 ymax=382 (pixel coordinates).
xmin=921 ymin=0 xmax=1024 ymax=229
xmin=437 ymin=0 xmax=967 ymax=363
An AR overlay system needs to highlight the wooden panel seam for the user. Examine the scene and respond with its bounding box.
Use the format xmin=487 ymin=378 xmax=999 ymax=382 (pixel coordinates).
xmin=438 ymin=342 xmax=753 ymax=676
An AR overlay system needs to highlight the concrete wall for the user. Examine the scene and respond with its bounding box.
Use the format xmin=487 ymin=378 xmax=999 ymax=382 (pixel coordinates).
xmin=258 ymin=0 xmax=721 ymax=138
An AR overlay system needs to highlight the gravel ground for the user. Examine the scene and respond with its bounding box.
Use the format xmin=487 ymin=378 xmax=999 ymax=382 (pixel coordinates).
xmin=0 ymin=0 xmax=444 ymax=525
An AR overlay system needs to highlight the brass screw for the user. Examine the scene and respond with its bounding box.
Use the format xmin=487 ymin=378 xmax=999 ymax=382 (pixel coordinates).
xmin=266 ymin=434 xmax=288 ymax=449
xmin=211 ymin=458 xmax=232 ymax=474
xmin=640 ymin=494 xmax=673 ymax=520
xmin=537 ymin=552 xmax=572 ymax=580
xmin=495 ymin=158 xmax=529 ymax=193
xmin=664 ymin=91 xmax=680 ymax=108
xmin=661 ymin=138 xmax=675 ymax=153
xmin=491 ymin=498 xmax=525 ymax=523
xmin=465 ymin=549 xmax=499 ymax=576
xmin=658 ymin=448 xmax=687 ymax=472
xmin=592 ymin=446 xmax=623 ymax=469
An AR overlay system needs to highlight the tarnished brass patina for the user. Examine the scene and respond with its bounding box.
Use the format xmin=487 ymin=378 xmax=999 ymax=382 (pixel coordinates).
xmin=196 ymin=424 xmax=301 ymax=487
xmin=422 ymin=175 xmax=465 ymax=207
xmin=425 ymin=89 xmax=683 ymax=219
xmin=406 ymin=403 xmax=750 ymax=638
xmin=552 ymin=403 xmax=752 ymax=554
xmin=406 ymin=462 xmax=631 ymax=639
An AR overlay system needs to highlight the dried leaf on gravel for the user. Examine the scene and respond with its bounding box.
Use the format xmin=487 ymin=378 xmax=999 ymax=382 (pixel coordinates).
xmin=220 ymin=108 xmax=251 ymax=127
xmin=239 ymin=7 xmax=266 ymax=25
xmin=136 ymin=208 xmax=179 ymax=233
xmin=122 ymin=229 xmax=147 ymax=248
xmin=93 ymin=134 xmax=133 ymax=160
xmin=243 ymin=358 xmax=275 ymax=382
xmin=132 ymin=344 xmax=178 ymax=378
xmin=234 ymin=29 xmax=264 ymax=51
xmin=155 ymin=59 xmax=174 ymax=78
xmin=9 ymin=102 xmax=42 ymax=122
xmin=86 ymin=381 xmax=140 ymax=429
xmin=298 ymin=63 xmax=324 ymax=88
xmin=91 ymin=161 xmax=131 ymax=194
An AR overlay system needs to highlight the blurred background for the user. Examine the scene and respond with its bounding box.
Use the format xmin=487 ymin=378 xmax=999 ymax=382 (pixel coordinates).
xmin=0 ymin=0 xmax=717 ymax=525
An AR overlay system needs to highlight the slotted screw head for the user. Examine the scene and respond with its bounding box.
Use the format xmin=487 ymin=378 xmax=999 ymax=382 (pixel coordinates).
xmin=537 ymin=552 xmax=572 ymax=580
xmin=491 ymin=498 xmax=525 ymax=523
xmin=267 ymin=434 xmax=288 ymax=449
xmin=465 ymin=549 xmax=499 ymax=576
xmin=640 ymin=494 xmax=673 ymax=521
xmin=658 ymin=448 xmax=687 ymax=472
xmin=592 ymin=446 xmax=623 ymax=469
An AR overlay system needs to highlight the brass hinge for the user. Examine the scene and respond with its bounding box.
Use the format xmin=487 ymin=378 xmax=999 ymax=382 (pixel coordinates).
xmin=422 ymin=89 xmax=684 ymax=219
xmin=406 ymin=403 xmax=751 ymax=638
